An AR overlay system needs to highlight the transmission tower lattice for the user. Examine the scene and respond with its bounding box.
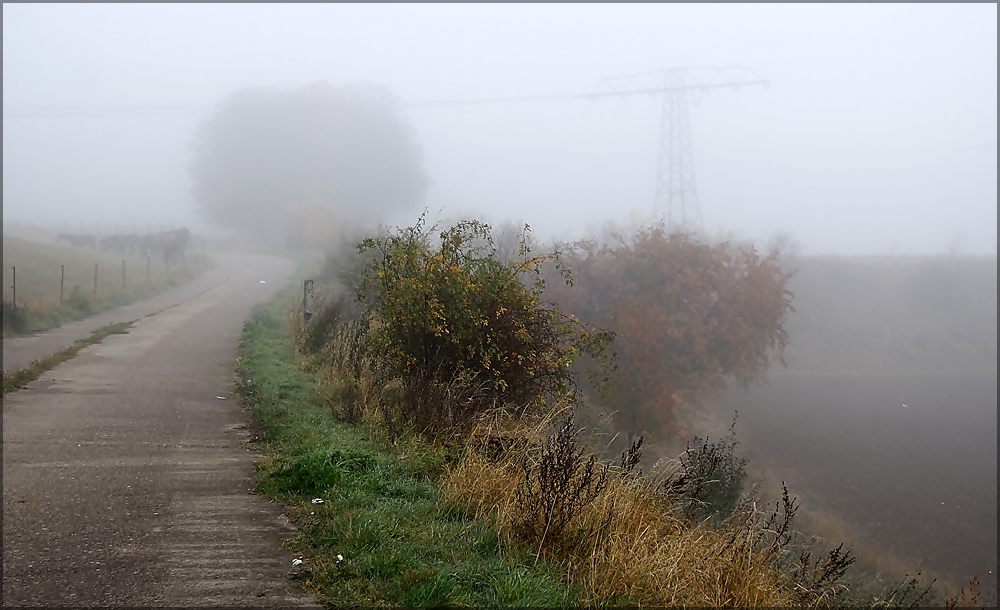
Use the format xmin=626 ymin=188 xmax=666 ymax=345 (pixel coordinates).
xmin=595 ymin=67 xmax=768 ymax=231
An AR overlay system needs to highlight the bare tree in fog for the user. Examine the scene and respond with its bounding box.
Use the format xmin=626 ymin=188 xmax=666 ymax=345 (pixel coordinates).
xmin=763 ymin=230 xmax=802 ymax=272
xmin=190 ymin=82 xmax=427 ymax=248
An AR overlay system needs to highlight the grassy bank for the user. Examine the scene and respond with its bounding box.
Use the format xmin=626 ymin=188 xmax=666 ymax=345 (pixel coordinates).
xmin=234 ymin=210 xmax=973 ymax=607
xmin=2 ymin=235 xmax=210 ymax=338
xmin=236 ymin=290 xmax=580 ymax=606
xmin=238 ymin=286 xmax=952 ymax=608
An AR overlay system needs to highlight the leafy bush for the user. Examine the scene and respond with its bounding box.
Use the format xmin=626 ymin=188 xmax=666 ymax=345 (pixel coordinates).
xmin=355 ymin=214 xmax=613 ymax=432
xmin=547 ymin=224 xmax=795 ymax=439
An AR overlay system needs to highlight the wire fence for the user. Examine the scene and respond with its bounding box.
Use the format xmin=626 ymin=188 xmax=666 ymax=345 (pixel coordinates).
xmin=1 ymin=252 xmax=188 ymax=336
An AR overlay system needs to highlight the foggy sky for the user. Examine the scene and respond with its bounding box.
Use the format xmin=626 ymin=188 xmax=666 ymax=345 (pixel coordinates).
xmin=3 ymin=4 xmax=997 ymax=255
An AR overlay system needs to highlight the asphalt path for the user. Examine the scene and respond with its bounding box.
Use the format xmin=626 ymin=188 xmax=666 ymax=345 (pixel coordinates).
xmin=2 ymin=252 xmax=323 ymax=607
xmin=2 ymin=252 xmax=286 ymax=373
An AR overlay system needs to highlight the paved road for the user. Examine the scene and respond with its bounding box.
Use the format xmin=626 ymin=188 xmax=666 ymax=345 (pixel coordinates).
xmin=3 ymin=252 xmax=286 ymax=373
xmin=3 ymin=252 xmax=323 ymax=607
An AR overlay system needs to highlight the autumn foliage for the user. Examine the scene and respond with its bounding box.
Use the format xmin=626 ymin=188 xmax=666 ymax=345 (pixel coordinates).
xmin=546 ymin=224 xmax=795 ymax=439
xmin=355 ymin=216 xmax=613 ymax=431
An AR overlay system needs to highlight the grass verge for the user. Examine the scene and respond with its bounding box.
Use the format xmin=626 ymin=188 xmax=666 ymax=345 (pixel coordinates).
xmin=235 ymin=288 xmax=581 ymax=606
xmin=2 ymin=320 xmax=136 ymax=394
xmin=237 ymin=248 xmax=952 ymax=607
xmin=2 ymin=235 xmax=211 ymax=338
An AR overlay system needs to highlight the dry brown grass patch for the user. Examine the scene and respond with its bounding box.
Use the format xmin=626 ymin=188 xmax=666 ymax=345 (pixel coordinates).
xmin=439 ymin=411 xmax=803 ymax=606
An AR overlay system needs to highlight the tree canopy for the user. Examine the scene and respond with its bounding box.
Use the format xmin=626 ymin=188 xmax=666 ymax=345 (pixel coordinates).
xmin=190 ymin=82 xmax=427 ymax=247
xmin=546 ymin=225 xmax=795 ymax=439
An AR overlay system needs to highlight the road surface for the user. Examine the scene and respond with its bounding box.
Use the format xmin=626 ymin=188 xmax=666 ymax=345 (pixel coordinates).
xmin=3 ymin=252 xmax=322 ymax=607
xmin=3 ymin=252 xmax=286 ymax=373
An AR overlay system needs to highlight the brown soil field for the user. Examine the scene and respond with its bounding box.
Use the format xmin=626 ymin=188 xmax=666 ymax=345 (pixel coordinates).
xmin=706 ymin=369 xmax=997 ymax=599
xmin=690 ymin=256 xmax=997 ymax=600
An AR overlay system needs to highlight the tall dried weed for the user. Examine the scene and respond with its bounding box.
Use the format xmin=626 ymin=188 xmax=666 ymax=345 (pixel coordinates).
xmin=438 ymin=409 xmax=818 ymax=606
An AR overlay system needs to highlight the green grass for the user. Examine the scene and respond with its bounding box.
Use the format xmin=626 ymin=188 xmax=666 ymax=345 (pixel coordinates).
xmin=2 ymin=235 xmax=210 ymax=338
xmin=235 ymin=271 xmax=954 ymax=608
xmin=236 ymin=290 xmax=581 ymax=607
xmin=2 ymin=319 xmax=136 ymax=394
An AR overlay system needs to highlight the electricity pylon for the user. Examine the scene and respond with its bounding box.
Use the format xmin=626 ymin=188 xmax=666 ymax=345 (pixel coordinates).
xmin=594 ymin=67 xmax=768 ymax=231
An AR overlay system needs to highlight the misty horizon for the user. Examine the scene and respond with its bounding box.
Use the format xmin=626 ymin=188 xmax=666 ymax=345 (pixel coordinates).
xmin=3 ymin=4 xmax=997 ymax=256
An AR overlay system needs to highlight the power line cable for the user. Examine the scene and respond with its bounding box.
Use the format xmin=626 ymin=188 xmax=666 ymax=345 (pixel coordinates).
xmin=2 ymin=78 xmax=768 ymax=118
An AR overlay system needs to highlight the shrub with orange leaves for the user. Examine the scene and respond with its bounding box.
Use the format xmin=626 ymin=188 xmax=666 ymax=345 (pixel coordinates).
xmin=547 ymin=224 xmax=795 ymax=439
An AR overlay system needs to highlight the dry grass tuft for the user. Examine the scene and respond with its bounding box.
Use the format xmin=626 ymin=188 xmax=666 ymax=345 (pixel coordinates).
xmin=439 ymin=410 xmax=807 ymax=606
xmin=290 ymin=295 xmax=865 ymax=606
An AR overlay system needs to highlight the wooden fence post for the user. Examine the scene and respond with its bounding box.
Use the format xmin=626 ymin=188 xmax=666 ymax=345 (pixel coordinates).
xmin=60 ymin=265 xmax=65 ymax=304
xmin=122 ymin=260 xmax=126 ymax=288
xmin=11 ymin=266 xmax=15 ymax=308
xmin=303 ymin=279 xmax=314 ymax=323
xmin=94 ymin=264 xmax=98 ymax=295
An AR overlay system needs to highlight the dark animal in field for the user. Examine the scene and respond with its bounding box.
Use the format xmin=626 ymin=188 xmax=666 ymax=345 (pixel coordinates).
xmin=56 ymin=233 xmax=97 ymax=249
xmin=99 ymin=229 xmax=191 ymax=263
xmin=100 ymin=234 xmax=142 ymax=255
xmin=144 ymin=228 xmax=190 ymax=264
